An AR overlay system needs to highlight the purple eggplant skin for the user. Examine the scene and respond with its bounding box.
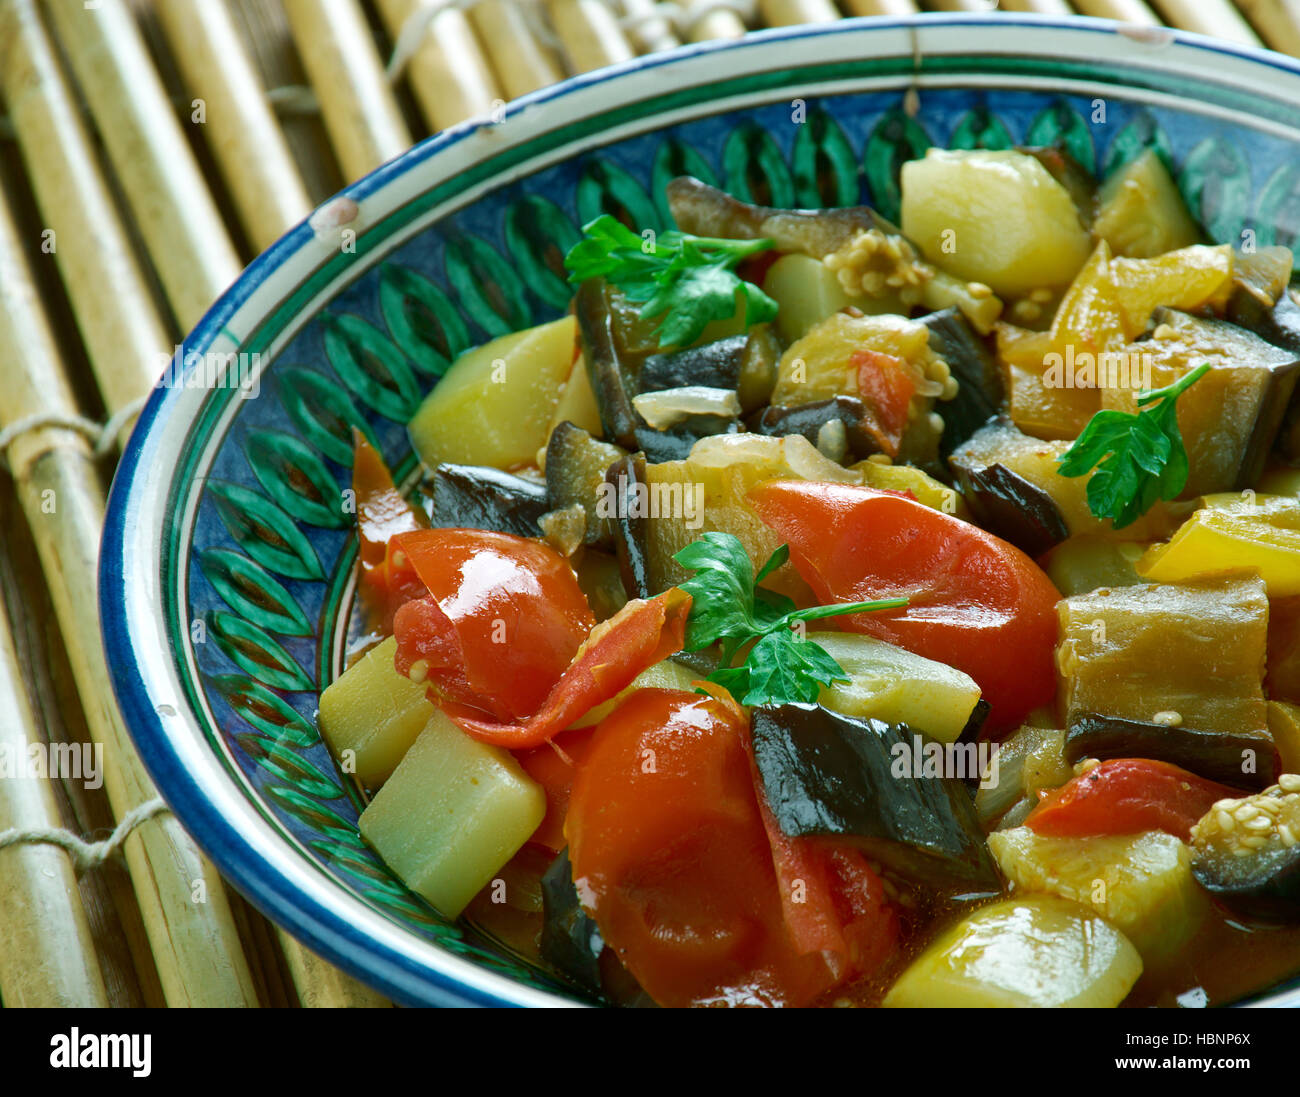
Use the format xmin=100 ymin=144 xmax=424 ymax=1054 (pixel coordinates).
xmin=640 ymin=335 xmax=748 ymax=393
xmin=750 ymin=704 xmax=1002 ymax=896
xmin=575 ymin=279 xmax=642 ymax=450
xmin=919 ymin=308 xmax=1003 ymax=459
xmin=1228 ymin=291 xmax=1300 ymax=466
xmin=604 ymin=452 xmax=653 ymax=600
xmin=747 ymin=396 xmax=882 ymax=461
xmin=951 ymin=459 xmax=1069 ymax=557
xmin=539 ymin=848 xmax=656 ymax=1006
xmin=1064 ymin=712 xmax=1281 ymax=791
xmin=420 ymin=463 xmax=548 ymax=537
xmin=1193 ymin=849 xmax=1300 ymax=924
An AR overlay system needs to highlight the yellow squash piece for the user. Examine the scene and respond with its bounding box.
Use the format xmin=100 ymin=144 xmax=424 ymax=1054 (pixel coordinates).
xmin=358 ymin=708 xmax=546 ymax=919
xmin=318 ymin=636 xmax=433 ymax=790
xmin=882 ymin=895 xmax=1142 ymax=1008
xmin=810 ymin=631 xmax=981 ymax=743
xmin=1136 ymin=493 xmax=1300 ymax=596
xmin=407 ymin=315 xmax=577 ymax=469
xmin=996 ymin=322 xmax=1099 ymax=441
xmin=1092 ymin=148 xmax=1202 ymax=259
xmin=988 ymin=827 xmax=1206 ymax=966
xmin=1109 ymin=245 xmax=1233 ymax=336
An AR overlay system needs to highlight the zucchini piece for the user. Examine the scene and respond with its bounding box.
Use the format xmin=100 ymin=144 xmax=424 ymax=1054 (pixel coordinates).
xmin=809 ymin=631 xmax=982 ymax=744
xmin=317 ymin=635 xmax=433 ymax=790
xmin=1190 ymin=777 xmax=1300 ymax=922
xmin=1057 ymin=575 xmax=1280 ymax=788
xmin=407 ymin=315 xmax=577 ymax=469
xmin=358 ymin=708 xmax=546 ymax=919
xmin=750 ymin=704 xmax=1002 ymax=894
xmin=988 ymin=827 xmax=1205 ymax=965
xmin=736 ymin=324 xmax=782 ymax=413
xmin=900 ymin=149 xmax=1093 ymax=297
xmin=882 ymin=895 xmax=1142 ymax=1008
xmin=1101 ymin=309 xmax=1300 ymax=497
xmin=974 ymin=725 xmax=1072 ymax=828
xmin=762 ymin=253 xmax=862 ymax=343
xmin=1042 ymin=534 xmax=1148 ymax=597
xmin=919 ymin=307 xmax=1002 ymax=457
xmin=421 ymin=462 xmax=548 ymax=537
xmin=544 ymin=421 xmax=628 ymax=548
xmin=1092 ymin=148 xmax=1201 ymax=259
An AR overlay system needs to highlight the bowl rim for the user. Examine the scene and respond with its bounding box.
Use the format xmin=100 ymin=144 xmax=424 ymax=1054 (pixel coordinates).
xmin=101 ymin=11 xmax=1300 ymax=1008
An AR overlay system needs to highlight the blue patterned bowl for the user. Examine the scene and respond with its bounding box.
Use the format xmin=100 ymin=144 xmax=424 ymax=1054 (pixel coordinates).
xmin=102 ymin=14 xmax=1300 ymax=1007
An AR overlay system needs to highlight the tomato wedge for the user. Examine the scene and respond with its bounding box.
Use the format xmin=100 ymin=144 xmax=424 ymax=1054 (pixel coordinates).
xmin=853 ymin=349 xmax=917 ymax=457
xmin=391 ymin=529 xmax=594 ymax=722
xmin=749 ymin=480 xmax=1061 ymax=730
xmin=443 ymin=589 xmax=691 ymax=750
xmin=517 ymin=726 xmax=599 ymax=853
xmin=353 ymin=434 xmax=426 ymax=628
xmin=1026 ymin=758 xmax=1241 ymax=842
xmin=565 ymin=688 xmax=845 ymax=1007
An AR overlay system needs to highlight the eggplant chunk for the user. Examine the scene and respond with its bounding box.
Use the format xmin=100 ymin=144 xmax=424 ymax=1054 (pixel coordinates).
xmin=748 ymin=396 xmax=881 ymax=461
xmin=639 ymin=335 xmax=747 ymax=393
xmin=575 ymin=279 xmax=642 ymax=449
xmin=882 ymin=895 xmax=1142 ymax=1008
xmin=1056 ymin=575 xmax=1280 ymax=789
xmin=544 ymin=421 xmax=628 ymax=547
xmin=919 ymin=308 xmax=1002 ymax=458
xmin=953 ymin=459 xmax=1068 ymax=557
xmin=1190 ymin=776 xmax=1300 ymax=922
xmin=750 ymin=704 xmax=1002 ymax=894
xmin=420 ymin=463 xmax=549 ymax=537
xmin=1101 ymin=309 xmax=1300 ymax=497
xmin=950 ymin=416 xmax=1179 ymax=542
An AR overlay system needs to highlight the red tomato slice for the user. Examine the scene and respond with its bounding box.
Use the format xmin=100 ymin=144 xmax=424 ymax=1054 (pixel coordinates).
xmin=442 ymin=589 xmax=690 ymax=750
xmin=853 ymin=349 xmax=917 ymax=457
xmin=391 ymin=529 xmax=594 ymax=722
xmin=1026 ymin=758 xmax=1241 ymax=842
xmin=748 ymin=480 xmax=1061 ymax=730
xmin=565 ymin=688 xmax=843 ymax=1007
xmin=517 ymin=726 xmax=598 ymax=853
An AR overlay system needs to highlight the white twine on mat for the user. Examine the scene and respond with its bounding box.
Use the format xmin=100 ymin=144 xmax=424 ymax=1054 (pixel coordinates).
xmin=0 ymin=798 xmax=172 ymax=875
xmin=0 ymin=394 xmax=149 ymax=471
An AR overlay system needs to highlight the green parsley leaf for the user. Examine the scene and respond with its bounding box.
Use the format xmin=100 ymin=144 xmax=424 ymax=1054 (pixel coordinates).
xmin=1057 ymin=362 xmax=1210 ymax=530
xmin=672 ymin=532 xmax=907 ymax=707
xmin=563 ymin=214 xmax=779 ymax=348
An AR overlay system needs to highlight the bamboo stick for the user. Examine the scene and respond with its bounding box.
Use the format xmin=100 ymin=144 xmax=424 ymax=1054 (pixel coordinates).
xmin=282 ymin=0 xmax=413 ymax=179
xmin=0 ymin=579 xmax=108 ymax=1007
xmin=471 ymin=0 xmax=564 ymax=100
xmin=1149 ymin=0 xmax=1263 ymax=44
xmin=374 ymin=0 xmax=503 ymax=131
xmin=0 ymin=0 xmax=169 ymax=418
xmin=1236 ymin=0 xmax=1300 ymax=54
xmin=841 ymin=0 xmax=920 ymax=15
xmin=923 ymin=0 xmax=1004 ymax=11
xmin=998 ymin=0 xmax=1075 ymax=14
xmin=44 ymin=0 xmax=242 ymax=333
xmin=620 ymin=0 xmax=682 ymax=53
xmin=760 ymin=0 xmax=842 ymax=25
xmin=154 ymin=0 xmax=312 ymax=251
xmin=0 ymin=183 xmax=260 ymax=1009
xmin=682 ymin=0 xmax=749 ymax=41
xmin=548 ymin=0 xmax=637 ymax=71
xmin=1073 ymin=0 xmax=1161 ymax=25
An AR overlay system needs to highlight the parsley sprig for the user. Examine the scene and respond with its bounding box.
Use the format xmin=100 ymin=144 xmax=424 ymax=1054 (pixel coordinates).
xmin=1057 ymin=363 xmax=1210 ymax=530
xmin=563 ymin=214 xmax=778 ymax=347
xmin=673 ymin=533 xmax=908 ymax=707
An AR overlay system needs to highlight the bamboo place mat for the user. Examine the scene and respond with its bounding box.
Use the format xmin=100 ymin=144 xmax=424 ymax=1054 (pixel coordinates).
xmin=0 ymin=0 xmax=1297 ymax=1011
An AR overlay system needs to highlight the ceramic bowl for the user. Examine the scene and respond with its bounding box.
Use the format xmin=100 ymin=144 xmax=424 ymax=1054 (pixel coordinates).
xmin=102 ymin=14 xmax=1300 ymax=1007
